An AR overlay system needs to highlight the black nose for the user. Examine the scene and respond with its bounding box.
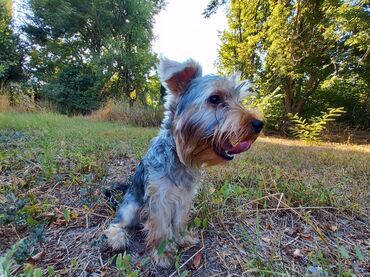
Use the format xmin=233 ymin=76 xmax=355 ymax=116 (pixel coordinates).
xmin=251 ymin=119 xmax=264 ymax=133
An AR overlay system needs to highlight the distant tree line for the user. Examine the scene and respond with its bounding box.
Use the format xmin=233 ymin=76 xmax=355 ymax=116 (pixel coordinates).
xmin=1 ymin=0 xmax=369 ymax=131
xmin=207 ymin=0 xmax=370 ymax=130
xmin=0 ymin=0 xmax=165 ymax=114
xmin=0 ymin=0 xmax=23 ymax=98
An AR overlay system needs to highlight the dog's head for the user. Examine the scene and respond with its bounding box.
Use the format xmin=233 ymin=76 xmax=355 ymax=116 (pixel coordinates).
xmin=159 ymin=56 xmax=263 ymax=167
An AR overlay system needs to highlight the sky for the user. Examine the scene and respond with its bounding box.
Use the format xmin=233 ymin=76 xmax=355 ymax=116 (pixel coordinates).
xmin=152 ymin=0 xmax=228 ymax=74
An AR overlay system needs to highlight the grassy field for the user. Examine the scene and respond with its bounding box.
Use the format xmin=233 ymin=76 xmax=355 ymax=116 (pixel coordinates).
xmin=0 ymin=112 xmax=369 ymax=276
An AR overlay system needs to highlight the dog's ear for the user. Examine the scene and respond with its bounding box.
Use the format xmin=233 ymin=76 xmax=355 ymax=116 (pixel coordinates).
xmin=158 ymin=56 xmax=202 ymax=94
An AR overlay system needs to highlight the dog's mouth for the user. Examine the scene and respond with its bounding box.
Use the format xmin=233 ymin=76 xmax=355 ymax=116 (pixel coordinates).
xmin=213 ymin=139 xmax=254 ymax=161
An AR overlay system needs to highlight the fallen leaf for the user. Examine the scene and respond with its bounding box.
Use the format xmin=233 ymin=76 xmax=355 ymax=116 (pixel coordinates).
xmin=134 ymin=261 xmax=142 ymax=270
xmin=192 ymin=253 xmax=202 ymax=269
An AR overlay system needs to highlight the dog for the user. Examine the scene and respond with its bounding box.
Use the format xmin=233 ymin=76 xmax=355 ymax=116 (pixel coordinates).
xmin=105 ymin=56 xmax=263 ymax=267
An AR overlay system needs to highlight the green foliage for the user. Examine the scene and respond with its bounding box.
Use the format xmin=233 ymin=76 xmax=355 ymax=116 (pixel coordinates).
xmin=306 ymin=75 xmax=370 ymax=128
xmin=0 ymin=0 xmax=23 ymax=92
xmin=42 ymin=63 xmax=103 ymax=114
xmin=244 ymin=88 xmax=284 ymax=131
xmin=217 ymin=0 xmax=370 ymax=130
xmin=0 ymin=239 xmax=23 ymax=277
xmin=115 ymin=253 xmax=139 ymax=277
xmin=24 ymin=0 xmax=165 ymax=113
xmin=289 ymin=107 xmax=346 ymax=141
xmin=23 ymin=264 xmax=43 ymax=277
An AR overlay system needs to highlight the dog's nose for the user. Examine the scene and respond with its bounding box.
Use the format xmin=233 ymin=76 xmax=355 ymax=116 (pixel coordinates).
xmin=251 ymin=119 xmax=264 ymax=133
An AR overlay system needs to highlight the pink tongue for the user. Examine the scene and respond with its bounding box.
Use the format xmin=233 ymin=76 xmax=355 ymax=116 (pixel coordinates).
xmin=227 ymin=140 xmax=252 ymax=154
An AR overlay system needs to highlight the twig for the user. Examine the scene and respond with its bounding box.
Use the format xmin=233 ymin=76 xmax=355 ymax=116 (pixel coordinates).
xmin=275 ymin=193 xmax=284 ymax=212
xmin=85 ymin=214 xmax=89 ymax=229
xmin=233 ymin=206 xmax=338 ymax=213
xmin=242 ymin=193 xmax=281 ymax=207
xmin=61 ymin=241 xmax=70 ymax=258
xmin=168 ymin=231 xmax=205 ymax=277
xmin=283 ymin=235 xmax=300 ymax=248
xmin=78 ymin=261 xmax=90 ymax=277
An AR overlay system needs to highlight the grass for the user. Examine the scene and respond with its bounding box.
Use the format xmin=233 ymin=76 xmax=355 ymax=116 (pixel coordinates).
xmin=89 ymin=99 xmax=164 ymax=127
xmin=0 ymin=112 xmax=369 ymax=276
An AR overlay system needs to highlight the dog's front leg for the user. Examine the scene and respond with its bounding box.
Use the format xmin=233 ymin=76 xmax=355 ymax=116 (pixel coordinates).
xmin=173 ymin=195 xmax=199 ymax=248
xmin=143 ymin=182 xmax=176 ymax=267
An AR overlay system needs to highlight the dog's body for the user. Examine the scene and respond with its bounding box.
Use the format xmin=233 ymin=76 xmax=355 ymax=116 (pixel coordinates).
xmin=105 ymin=57 xmax=263 ymax=267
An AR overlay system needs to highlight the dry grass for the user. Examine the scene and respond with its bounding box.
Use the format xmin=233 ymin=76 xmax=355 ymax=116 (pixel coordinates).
xmin=0 ymin=94 xmax=57 ymax=113
xmin=0 ymin=113 xmax=369 ymax=276
xmin=0 ymin=94 xmax=11 ymax=112
xmin=89 ymin=99 xmax=163 ymax=127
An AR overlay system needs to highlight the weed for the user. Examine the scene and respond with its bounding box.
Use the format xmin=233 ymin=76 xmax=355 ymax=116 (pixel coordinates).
xmin=289 ymin=107 xmax=346 ymax=141
xmin=115 ymin=253 xmax=139 ymax=277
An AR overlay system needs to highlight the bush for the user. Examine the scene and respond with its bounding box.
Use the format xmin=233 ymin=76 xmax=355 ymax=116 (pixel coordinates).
xmin=304 ymin=76 xmax=370 ymax=129
xmin=244 ymin=87 xmax=285 ymax=131
xmin=289 ymin=107 xmax=346 ymax=141
xmin=42 ymin=63 xmax=103 ymax=115
xmin=90 ymin=99 xmax=163 ymax=127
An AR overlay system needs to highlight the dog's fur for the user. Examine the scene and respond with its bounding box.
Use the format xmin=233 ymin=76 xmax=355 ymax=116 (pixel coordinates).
xmin=105 ymin=57 xmax=263 ymax=267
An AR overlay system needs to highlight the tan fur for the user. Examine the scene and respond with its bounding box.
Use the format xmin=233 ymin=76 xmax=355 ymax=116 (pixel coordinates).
xmin=174 ymin=98 xmax=261 ymax=168
xmin=104 ymin=223 xmax=130 ymax=250
xmin=143 ymin=178 xmax=197 ymax=257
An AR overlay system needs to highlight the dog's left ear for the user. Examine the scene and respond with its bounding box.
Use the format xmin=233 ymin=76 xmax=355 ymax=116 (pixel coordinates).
xmin=158 ymin=56 xmax=202 ymax=94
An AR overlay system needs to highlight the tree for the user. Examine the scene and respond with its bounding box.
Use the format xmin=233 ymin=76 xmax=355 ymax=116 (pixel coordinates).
xmin=216 ymin=0 xmax=370 ymax=128
xmin=0 ymin=0 xmax=23 ymax=91
xmin=24 ymin=0 xmax=165 ymax=113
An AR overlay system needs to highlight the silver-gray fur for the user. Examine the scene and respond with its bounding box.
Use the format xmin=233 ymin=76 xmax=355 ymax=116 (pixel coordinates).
xmin=105 ymin=56 xmax=263 ymax=267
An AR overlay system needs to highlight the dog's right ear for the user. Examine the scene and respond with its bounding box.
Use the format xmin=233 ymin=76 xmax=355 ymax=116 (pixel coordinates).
xmin=158 ymin=56 xmax=202 ymax=94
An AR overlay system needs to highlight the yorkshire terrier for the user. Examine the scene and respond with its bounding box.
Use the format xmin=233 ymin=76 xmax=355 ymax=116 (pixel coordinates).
xmin=105 ymin=57 xmax=263 ymax=267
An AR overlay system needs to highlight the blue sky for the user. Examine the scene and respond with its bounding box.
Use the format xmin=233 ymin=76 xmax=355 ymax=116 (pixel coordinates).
xmin=153 ymin=0 xmax=228 ymax=74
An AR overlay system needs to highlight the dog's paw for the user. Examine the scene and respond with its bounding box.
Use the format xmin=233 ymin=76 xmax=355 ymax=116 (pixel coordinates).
xmin=104 ymin=223 xmax=129 ymax=250
xmin=150 ymin=245 xmax=175 ymax=268
xmin=176 ymin=230 xmax=200 ymax=248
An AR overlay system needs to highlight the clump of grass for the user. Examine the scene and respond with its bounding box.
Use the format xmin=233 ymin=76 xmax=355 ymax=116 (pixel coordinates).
xmin=0 ymin=94 xmax=11 ymax=112
xmin=90 ymin=99 xmax=163 ymax=127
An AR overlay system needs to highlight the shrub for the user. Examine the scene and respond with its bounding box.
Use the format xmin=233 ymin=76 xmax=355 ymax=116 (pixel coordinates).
xmin=42 ymin=63 xmax=103 ymax=115
xmin=89 ymin=99 xmax=163 ymax=127
xmin=289 ymin=107 xmax=346 ymax=141
xmin=244 ymin=87 xmax=285 ymax=131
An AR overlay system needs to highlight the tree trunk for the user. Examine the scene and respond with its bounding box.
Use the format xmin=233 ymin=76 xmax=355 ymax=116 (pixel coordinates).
xmin=284 ymin=77 xmax=294 ymax=114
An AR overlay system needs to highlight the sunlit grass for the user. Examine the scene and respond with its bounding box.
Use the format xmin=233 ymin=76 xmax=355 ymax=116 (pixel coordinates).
xmin=1 ymin=112 xmax=368 ymax=214
xmin=206 ymin=135 xmax=369 ymax=215
xmin=1 ymin=112 xmax=369 ymax=275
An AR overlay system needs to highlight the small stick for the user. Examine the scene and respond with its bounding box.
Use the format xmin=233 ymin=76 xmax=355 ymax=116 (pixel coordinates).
xmin=275 ymin=193 xmax=284 ymax=212
xmin=283 ymin=235 xmax=300 ymax=248
xmin=78 ymin=261 xmax=90 ymax=277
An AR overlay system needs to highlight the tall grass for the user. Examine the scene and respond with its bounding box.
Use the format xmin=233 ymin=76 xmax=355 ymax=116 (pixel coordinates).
xmin=0 ymin=95 xmax=10 ymax=112
xmin=0 ymin=93 xmax=58 ymax=113
xmin=90 ymin=99 xmax=163 ymax=127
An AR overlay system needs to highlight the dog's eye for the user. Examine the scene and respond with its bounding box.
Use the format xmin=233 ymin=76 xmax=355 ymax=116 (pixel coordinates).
xmin=209 ymin=95 xmax=221 ymax=105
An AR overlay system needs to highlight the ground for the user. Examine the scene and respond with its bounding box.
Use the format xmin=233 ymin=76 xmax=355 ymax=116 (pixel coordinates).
xmin=0 ymin=112 xmax=369 ymax=276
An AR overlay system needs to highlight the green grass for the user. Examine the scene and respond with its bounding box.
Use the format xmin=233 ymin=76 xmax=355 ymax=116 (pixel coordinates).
xmin=1 ymin=112 xmax=369 ymax=276
xmin=0 ymin=112 xmax=156 ymax=177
